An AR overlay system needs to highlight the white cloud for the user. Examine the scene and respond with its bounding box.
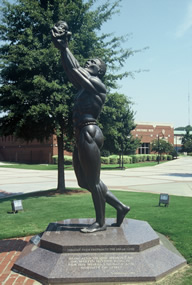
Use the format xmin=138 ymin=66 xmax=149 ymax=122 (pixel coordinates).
xmin=176 ymin=2 xmax=192 ymax=38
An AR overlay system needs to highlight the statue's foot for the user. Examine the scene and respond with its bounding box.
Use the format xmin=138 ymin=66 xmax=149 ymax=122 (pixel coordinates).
xmin=81 ymin=222 xmax=107 ymax=233
xmin=112 ymin=205 xmax=130 ymax=227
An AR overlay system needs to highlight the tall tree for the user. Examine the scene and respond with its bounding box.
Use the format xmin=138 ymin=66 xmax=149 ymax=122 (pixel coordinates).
xmin=151 ymin=139 xmax=174 ymax=155
xmin=0 ymin=0 xmax=139 ymax=192
xmin=100 ymin=92 xmax=140 ymax=156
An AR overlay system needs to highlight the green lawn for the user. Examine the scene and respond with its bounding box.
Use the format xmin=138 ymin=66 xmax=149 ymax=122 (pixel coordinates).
xmin=101 ymin=161 xmax=165 ymax=169
xmin=0 ymin=190 xmax=191 ymax=263
xmin=0 ymin=161 xmax=163 ymax=170
xmin=1 ymin=190 xmax=192 ymax=284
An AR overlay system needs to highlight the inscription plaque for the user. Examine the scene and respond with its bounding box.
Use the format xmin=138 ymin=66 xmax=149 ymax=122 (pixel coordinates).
xmin=68 ymin=254 xmax=135 ymax=274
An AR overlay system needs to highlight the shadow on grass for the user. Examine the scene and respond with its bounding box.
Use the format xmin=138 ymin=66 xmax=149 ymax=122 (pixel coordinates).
xmin=0 ymin=188 xmax=88 ymax=203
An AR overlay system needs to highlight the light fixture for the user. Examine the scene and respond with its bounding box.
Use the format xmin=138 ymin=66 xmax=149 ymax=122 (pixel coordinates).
xmin=11 ymin=200 xmax=23 ymax=213
xmin=159 ymin=193 xmax=169 ymax=207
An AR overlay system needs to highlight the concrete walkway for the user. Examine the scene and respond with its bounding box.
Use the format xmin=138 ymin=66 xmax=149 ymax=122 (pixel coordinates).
xmin=0 ymin=156 xmax=192 ymax=198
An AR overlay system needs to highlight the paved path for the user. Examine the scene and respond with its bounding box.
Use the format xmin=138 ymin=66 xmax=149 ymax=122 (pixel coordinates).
xmin=1 ymin=156 xmax=192 ymax=198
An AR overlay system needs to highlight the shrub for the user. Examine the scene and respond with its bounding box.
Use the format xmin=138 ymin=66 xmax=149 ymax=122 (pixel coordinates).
xmin=167 ymin=155 xmax=173 ymax=160
xmin=151 ymin=154 xmax=157 ymax=161
xmin=137 ymin=155 xmax=142 ymax=162
xmin=147 ymin=155 xmax=152 ymax=161
xmin=129 ymin=156 xmax=133 ymax=163
xmin=126 ymin=156 xmax=133 ymax=164
xmin=101 ymin=157 xmax=110 ymax=164
xmin=52 ymin=155 xmax=58 ymax=164
xmin=64 ymin=156 xmax=73 ymax=165
xmin=118 ymin=156 xmax=132 ymax=165
xmin=130 ymin=155 xmax=136 ymax=163
xmin=139 ymin=155 xmax=144 ymax=162
xmin=52 ymin=155 xmax=73 ymax=165
xmin=109 ymin=156 xmax=118 ymax=164
xmin=122 ymin=156 xmax=129 ymax=164
xmin=162 ymin=154 xmax=167 ymax=160
xmin=142 ymin=155 xmax=147 ymax=162
xmin=131 ymin=155 xmax=140 ymax=163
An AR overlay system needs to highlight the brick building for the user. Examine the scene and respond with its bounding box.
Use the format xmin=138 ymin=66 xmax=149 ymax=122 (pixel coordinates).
xmin=131 ymin=122 xmax=174 ymax=154
xmin=0 ymin=134 xmax=71 ymax=164
xmin=0 ymin=122 xmax=175 ymax=163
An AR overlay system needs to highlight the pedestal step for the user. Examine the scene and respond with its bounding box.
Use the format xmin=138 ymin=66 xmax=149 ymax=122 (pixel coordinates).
xmin=13 ymin=218 xmax=186 ymax=284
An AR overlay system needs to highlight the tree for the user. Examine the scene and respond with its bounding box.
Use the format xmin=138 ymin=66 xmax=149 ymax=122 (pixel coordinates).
xmin=0 ymin=0 xmax=139 ymax=192
xmin=151 ymin=139 xmax=174 ymax=156
xmin=175 ymin=125 xmax=192 ymax=131
xmin=100 ymin=92 xmax=141 ymax=157
xmin=181 ymin=127 xmax=192 ymax=153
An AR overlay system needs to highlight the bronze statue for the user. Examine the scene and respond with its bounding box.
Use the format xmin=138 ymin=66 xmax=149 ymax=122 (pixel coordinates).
xmin=52 ymin=21 xmax=130 ymax=233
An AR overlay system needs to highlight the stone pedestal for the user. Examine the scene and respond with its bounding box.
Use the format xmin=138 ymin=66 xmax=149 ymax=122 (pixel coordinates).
xmin=12 ymin=218 xmax=186 ymax=284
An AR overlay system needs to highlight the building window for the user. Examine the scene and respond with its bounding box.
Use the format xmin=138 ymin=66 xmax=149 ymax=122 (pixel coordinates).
xmin=139 ymin=143 xmax=150 ymax=154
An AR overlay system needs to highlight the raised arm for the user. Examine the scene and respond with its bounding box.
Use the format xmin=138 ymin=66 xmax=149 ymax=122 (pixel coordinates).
xmin=51 ymin=22 xmax=82 ymax=89
xmin=51 ymin=22 xmax=104 ymax=93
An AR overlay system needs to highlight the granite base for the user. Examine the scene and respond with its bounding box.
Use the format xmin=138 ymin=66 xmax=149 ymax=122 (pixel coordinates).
xmin=12 ymin=218 xmax=186 ymax=284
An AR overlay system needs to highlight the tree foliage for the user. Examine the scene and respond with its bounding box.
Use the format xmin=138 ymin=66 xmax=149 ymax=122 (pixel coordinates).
xmin=181 ymin=127 xmax=192 ymax=153
xmin=151 ymin=139 xmax=174 ymax=155
xmin=100 ymin=93 xmax=141 ymax=155
xmin=175 ymin=125 xmax=192 ymax=131
xmin=0 ymin=0 xmax=139 ymax=190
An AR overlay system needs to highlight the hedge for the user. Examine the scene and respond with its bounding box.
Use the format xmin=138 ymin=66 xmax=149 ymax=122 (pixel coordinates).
xmin=101 ymin=157 xmax=110 ymax=164
xmin=52 ymin=155 xmax=73 ymax=165
xmin=167 ymin=155 xmax=173 ymax=160
xmin=118 ymin=156 xmax=133 ymax=164
xmin=52 ymin=154 xmax=173 ymax=165
xmin=109 ymin=156 xmax=118 ymax=164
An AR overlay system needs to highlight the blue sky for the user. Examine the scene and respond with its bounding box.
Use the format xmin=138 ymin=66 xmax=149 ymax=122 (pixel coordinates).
xmin=96 ymin=0 xmax=192 ymax=128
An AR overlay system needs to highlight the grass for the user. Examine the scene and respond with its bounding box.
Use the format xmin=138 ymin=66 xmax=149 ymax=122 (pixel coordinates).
xmin=1 ymin=190 xmax=192 ymax=284
xmin=0 ymin=161 xmax=163 ymax=170
xmin=0 ymin=190 xmax=191 ymax=264
xmin=101 ymin=161 xmax=165 ymax=169
xmin=0 ymin=163 xmax=63 ymax=170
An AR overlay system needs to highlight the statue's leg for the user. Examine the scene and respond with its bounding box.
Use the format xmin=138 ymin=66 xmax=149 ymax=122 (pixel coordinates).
xmin=77 ymin=125 xmax=107 ymax=233
xmin=73 ymin=146 xmax=89 ymax=190
xmin=105 ymin=190 xmax=130 ymax=226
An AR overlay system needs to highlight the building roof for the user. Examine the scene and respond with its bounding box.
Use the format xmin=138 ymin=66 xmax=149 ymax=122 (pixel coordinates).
xmin=174 ymin=130 xmax=192 ymax=135
xmin=135 ymin=122 xmax=174 ymax=128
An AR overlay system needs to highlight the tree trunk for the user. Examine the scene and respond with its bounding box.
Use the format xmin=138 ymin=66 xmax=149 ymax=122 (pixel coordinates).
xmin=119 ymin=154 xmax=121 ymax=168
xmin=57 ymin=131 xmax=66 ymax=193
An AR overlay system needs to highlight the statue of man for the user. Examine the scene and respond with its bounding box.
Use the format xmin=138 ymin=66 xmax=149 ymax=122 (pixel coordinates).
xmin=52 ymin=21 xmax=130 ymax=233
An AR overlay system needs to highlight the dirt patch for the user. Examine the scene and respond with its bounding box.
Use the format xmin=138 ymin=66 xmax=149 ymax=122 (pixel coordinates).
xmin=29 ymin=189 xmax=88 ymax=197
